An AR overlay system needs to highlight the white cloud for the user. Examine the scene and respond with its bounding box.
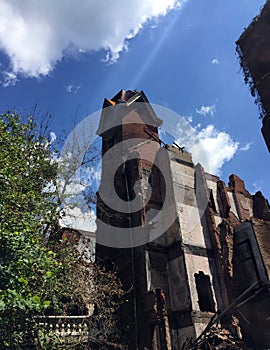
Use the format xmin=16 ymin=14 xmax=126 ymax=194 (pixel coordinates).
xmin=0 ymin=0 xmax=181 ymax=83
xmin=176 ymin=124 xmax=239 ymax=176
xmin=196 ymin=104 xmax=216 ymax=117
xmin=186 ymin=115 xmax=193 ymax=123
xmin=66 ymin=85 xmax=73 ymax=93
xmin=191 ymin=125 xmax=239 ymax=175
xmin=56 ymin=150 xmax=101 ymax=232
xmin=211 ymin=58 xmax=219 ymax=64
xmin=79 ymin=164 xmax=101 ymax=188
xmin=66 ymin=84 xmax=81 ymax=94
xmin=239 ymin=142 xmax=253 ymax=151
xmin=1 ymin=71 xmax=18 ymax=87
xmin=49 ymin=131 xmax=57 ymax=143
xmin=57 ymin=172 xmax=97 ymax=232
xmin=60 ymin=206 xmax=97 ymax=233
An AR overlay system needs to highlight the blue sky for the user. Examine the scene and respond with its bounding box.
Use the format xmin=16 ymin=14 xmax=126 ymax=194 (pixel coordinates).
xmin=0 ymin=0 xmax=269 ymax=201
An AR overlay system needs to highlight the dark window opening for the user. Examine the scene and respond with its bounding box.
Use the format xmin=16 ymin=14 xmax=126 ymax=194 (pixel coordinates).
xmin=209 ymin=189 xmax=217 ymax=213
xmin=194 ymin=271 xmax=215 ymax=312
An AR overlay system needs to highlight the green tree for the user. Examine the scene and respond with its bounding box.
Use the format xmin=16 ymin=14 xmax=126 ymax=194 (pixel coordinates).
xmin=0 ymin=112 xmax=59 ymax=346
xmin=0 ymin=112 xmax=124 ymax=349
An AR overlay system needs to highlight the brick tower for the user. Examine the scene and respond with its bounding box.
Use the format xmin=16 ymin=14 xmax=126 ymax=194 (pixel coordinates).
xmin=96 ymin=90 xmax=166 ymax=349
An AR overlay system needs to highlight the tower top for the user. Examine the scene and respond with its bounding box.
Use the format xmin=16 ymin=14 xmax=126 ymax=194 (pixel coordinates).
xmin=96 ymin=89 xmax=162 ymax=136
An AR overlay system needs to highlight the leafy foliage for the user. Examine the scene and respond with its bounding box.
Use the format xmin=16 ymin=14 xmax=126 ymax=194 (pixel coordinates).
xmin=0 ymin=112 xmax=124 ymax=349
xmin=0 ymin=112 xmax=59 ymax=347
xmin=236 ymin=43 xmax=266 ymax=121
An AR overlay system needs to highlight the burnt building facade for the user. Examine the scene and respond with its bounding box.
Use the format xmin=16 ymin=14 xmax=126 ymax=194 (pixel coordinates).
xmin=236 ymin=0 xmax=270 ymax=152
xmin=95 ymin=90 xmax=270 ymax=349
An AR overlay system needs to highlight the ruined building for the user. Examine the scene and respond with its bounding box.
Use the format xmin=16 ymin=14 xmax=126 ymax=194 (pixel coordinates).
xmin=236 ymin=0 xmax=270 ymax=152
xmin=95 ymin=90 xmax=270 ymax=349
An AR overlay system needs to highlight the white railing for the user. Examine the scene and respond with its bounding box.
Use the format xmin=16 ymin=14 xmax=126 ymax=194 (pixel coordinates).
xmin=37 ymin=315 xmax=93 ymax=341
